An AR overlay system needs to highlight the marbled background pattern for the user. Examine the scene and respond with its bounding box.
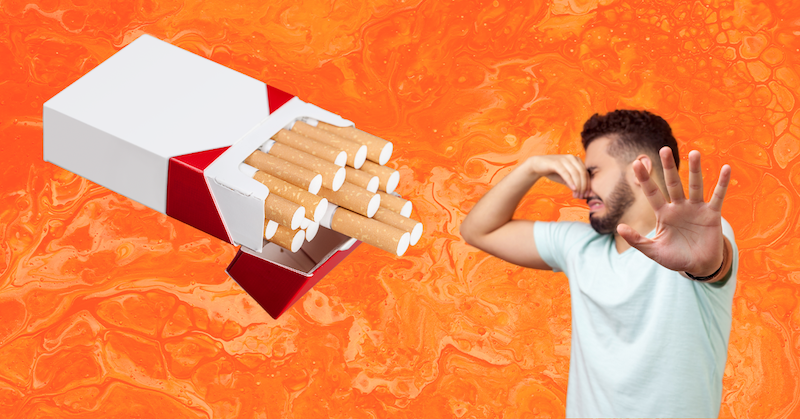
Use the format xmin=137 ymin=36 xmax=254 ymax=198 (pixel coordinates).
xmin=1 ymin=0 xmax=799 ymax=417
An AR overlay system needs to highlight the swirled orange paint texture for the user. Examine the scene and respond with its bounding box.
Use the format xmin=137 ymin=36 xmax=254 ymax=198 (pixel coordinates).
xmin=1 ymin=0 xmax=799 ymax=417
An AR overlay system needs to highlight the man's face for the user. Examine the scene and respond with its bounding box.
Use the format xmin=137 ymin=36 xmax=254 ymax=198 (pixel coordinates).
xmin=584 ymin=136 xmax=636 ymax=235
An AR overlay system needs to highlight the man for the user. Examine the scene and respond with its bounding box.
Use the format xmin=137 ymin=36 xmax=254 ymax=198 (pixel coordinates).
xmin=460 ymin=110 xmax=737 ymax=418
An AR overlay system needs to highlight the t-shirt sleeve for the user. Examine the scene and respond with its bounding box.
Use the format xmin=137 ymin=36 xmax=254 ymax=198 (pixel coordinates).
xmin=533 ymin=221 xmax=588 ymax=273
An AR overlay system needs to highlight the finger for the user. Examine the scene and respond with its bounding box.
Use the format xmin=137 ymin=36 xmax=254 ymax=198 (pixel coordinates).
xmin=559 ymin=160 xmax=582 ymax=196
xmin=569 ymin=155 xmax=589 ymax=197
xmin=556 ymin=166 xmax=577 ymax=191
xmin=708 ymin=164 xmax=732 ymax=212
xmin=633 ymin=159 xmax=667 ymax=212
xmin=660 ymin=146 xmax=685 ymax=203
xmin=576 ymin=155 xmax=591 ymax=198
xmin=687 ymin=150 xmax=704 ymax=203
xmin=617 ymin=223 xmax=656 ymax=253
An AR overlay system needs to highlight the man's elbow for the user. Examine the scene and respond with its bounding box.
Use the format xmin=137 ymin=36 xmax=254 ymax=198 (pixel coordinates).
xmin=459 ymin=223 xmax=480 ymax=246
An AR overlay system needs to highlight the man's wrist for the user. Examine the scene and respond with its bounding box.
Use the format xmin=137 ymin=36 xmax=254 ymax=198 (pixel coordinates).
xmin=684 ymin=237 xmax=732 ymax=282
xmin=523 ymin=157 xmax=541 ymax=177
xmin=685 ymin=264 xmax=723 ymax=281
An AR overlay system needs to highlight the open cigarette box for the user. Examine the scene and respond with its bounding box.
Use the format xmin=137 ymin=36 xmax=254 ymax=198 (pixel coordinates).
xmin=42 ymin=34 xmax=379 ymax=319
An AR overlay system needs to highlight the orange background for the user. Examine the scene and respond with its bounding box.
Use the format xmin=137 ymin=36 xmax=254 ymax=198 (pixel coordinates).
xmin=1 ymin=0 xmax=799 ymax=417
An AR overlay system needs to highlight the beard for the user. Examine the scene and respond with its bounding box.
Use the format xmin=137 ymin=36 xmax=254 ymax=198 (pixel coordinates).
xmin=589 ymin=175 xmax=635 ymax=235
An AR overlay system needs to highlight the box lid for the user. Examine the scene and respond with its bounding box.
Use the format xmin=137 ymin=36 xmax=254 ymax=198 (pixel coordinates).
xmin=44 ymin=34 xmax=269 ymax=160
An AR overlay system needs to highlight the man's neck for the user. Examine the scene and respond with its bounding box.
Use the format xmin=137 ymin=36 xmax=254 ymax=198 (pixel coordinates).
xmin=613 ymin=211 xmax=657 ymax=254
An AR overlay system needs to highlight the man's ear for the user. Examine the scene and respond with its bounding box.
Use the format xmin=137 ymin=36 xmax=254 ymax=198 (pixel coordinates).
xmin=631 ymin=154 xmax=654 ymax=186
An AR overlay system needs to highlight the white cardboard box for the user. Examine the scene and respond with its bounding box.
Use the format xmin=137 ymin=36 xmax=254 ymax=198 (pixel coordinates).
xmin=43 ymin=34 xmax=365 ymax=318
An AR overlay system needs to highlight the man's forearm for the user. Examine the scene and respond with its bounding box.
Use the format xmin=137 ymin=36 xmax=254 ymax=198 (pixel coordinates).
xmin=461 ymin=158 xmax=541 ymax=242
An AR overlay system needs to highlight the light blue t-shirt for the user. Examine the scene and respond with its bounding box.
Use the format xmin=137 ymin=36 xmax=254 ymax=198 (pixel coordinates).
xmin=533 ymin=218 xmax=738 ymax=418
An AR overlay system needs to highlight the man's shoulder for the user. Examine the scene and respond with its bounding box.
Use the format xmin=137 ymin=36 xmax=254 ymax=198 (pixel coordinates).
xmin=535 ymin=220 xmax=597 ymax=235
xmin=534 ymin=220 xmax=602 ymax=248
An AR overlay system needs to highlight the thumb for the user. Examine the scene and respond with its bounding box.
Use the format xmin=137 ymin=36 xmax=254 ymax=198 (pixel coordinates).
xmin=617 ymin=223 xmax=648 ymax=248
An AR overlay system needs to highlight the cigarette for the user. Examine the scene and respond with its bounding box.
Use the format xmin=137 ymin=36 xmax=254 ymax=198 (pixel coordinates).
xmin=272 ymin=129 xmax=347 ymax=167
xmin=316 ymin=181 xmax=381 ymax=218
xmin=359 ymin=161 xmax=399 ymax=194
xmin=316 ymin=121 xmax=393 ymax=166
xmin=377 ymin=191 xmax=412 ymax=217
xmin=264 ymin=193 xmax=305 ymax=230
xmin=264 ymin=220 xmax=278 ymax=239
xmin=373 ymin=207 xmax=422 ymax=245
xmin=269 ymin=224 xmax=305 ymax=253
xmin=244 ymin=150 xmax=323 ymax=194
xmin=302 ymin=218 xmax=320 ymax=242
xmin=344 ymin=166 xmax=379 ymax=193
xmin=329 ymin=206 xmax=410 ymax=256
xmin=261 ymin=140 xmax=346 ymax=191
xmin=252 ymin=170 xmax=329 ymax=222
xmin=291 ymin=121 xmax=367 ymax=169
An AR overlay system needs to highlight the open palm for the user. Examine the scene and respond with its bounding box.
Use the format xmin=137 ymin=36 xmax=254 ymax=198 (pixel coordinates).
xmin=617 ymin=147 xmax=732 ymax=276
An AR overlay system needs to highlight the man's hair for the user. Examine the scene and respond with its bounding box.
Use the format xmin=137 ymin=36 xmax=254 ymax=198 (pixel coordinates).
xmin=580 ymin=110 xmax=679 ymax=186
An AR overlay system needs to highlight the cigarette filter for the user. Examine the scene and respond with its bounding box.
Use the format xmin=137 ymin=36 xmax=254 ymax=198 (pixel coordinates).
xmin=359 ymin=160 xmax=399 ymax=194
xmin=272 ymin=129 xmax=347 ymax=167
xmin=317 ymin=182 xmax=381 ymax=218
xmin=344 ymin=166 xmax=379 ymax=193
xmin=244 ymin=150 xmax=322 ymax=193
xmin=253 ymin=171 xmax=329 ymax=222
xmin=330 ymin=207 xmax=410 ymax=256
xmin=264 ymin=220 xmax=279 ymax=240
xmin=262 ymin=140 xmax=346 ymax=191
xmin=264 ymin=193 xmax=305 ymax=230
xmin=303 ymin=218 xmax=320 ymax=242
xmin=270 ymin=224 xmax=305 ymax=253
xmin=316 ymin=121 xmax=393 ymax=165
xmin=373 ymin=207 xmax=423 ymax=245
xmin=377 ymin=191 xmax=412 ymax=217
xmin=292 ymin=121 xmax=367 ymax=169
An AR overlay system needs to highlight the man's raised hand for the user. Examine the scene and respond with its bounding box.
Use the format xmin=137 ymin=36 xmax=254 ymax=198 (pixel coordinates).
xmin=528 ymin=154 xmax=592 ymax=199
xmin=616 ymin=147 xmax=732 ymax=276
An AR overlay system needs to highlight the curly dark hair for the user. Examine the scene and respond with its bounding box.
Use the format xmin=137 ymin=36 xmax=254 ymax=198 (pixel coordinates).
xmin=581 ymin=110 xmax=680 ymax=185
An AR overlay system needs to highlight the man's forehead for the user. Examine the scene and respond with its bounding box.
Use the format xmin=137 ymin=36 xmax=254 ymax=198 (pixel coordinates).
xmin=584 ymin=135 xmax=614 ymax=165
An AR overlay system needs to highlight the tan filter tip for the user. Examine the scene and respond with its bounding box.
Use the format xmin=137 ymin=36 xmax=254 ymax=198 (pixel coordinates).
xmin=270 ymin=225 xmax=306 ymax=253
xmin=331 ymin=208 xmax=411 ymax=256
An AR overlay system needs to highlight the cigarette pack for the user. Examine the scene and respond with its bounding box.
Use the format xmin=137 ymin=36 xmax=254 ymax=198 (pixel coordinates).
xmin=42 ymin=34 xmax=370 ymax=319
